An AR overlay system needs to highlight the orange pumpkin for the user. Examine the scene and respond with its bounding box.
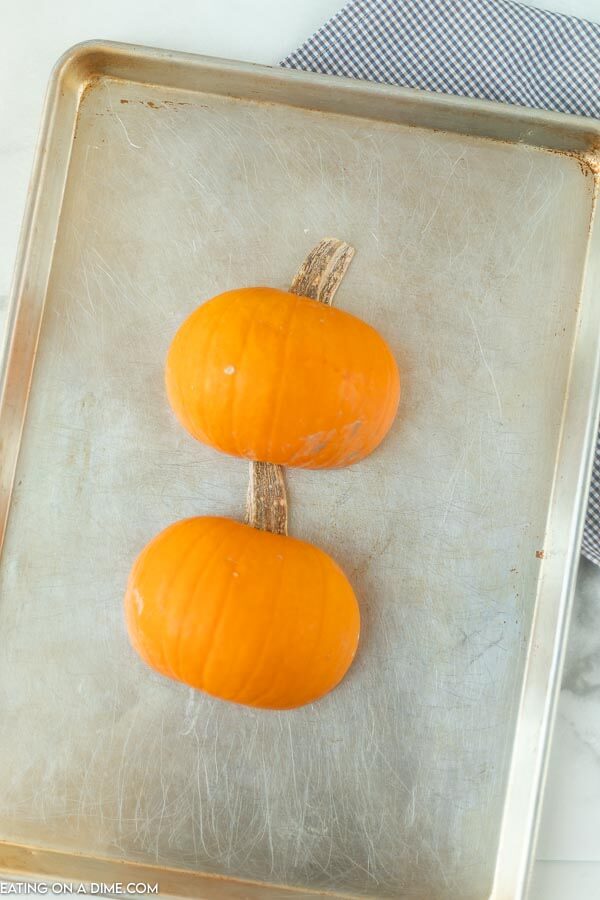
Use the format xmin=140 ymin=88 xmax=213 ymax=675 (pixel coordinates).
xmin=125 ymin=516 xmax=360 ymax=710
xmin=165 ymin=287 xmax=400 ymax=468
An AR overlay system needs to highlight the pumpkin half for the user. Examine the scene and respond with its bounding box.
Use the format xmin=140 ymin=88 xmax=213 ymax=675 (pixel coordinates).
xmin=125 ymin=516 xmax=360 ymax=709
xmin=165 ymin=287 xmax=400 ymax=468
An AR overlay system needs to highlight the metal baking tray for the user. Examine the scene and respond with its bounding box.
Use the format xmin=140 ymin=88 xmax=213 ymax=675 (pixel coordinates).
xmin=1 ymin=41 xmax=599 ymax=900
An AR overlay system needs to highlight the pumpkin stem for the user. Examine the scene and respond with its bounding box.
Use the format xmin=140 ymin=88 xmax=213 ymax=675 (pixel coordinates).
xmin=290 ymin=238 xmax=356 ymax=305
xmin=246 ymin=461 xmax=288 ymax=535
xmin=245 ymin=239 xmax=355 ymax=536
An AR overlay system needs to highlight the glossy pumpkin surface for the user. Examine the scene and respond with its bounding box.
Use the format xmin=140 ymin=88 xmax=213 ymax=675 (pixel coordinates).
xmin=125 ymin=516 xmax=360 ymax=709
xmin=165 ymin=287 xmax=400 ymax=468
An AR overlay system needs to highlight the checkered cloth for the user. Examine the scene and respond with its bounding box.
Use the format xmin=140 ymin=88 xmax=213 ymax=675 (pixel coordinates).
xmin=282 ymin=0 xmax=600 ymax=565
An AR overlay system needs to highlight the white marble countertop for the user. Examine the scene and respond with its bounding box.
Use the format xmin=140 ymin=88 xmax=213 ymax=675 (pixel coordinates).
xmin=2 ymin=1 xmax=599 ymax=897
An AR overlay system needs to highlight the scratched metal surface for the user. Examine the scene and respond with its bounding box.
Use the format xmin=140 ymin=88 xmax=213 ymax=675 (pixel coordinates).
xmin=0 ymin=47 xmax=598 ymax=900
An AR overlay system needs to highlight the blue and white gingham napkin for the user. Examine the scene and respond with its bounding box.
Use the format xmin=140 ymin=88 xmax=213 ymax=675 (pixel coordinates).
xmin=282 ymin=0 xmax=600 ymax=564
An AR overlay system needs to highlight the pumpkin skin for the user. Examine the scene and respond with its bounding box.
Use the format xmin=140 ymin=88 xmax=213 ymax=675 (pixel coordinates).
xmin=125 ymin=516 xmax=360 ymax=709
xmin=165 ymin=287 xmax=400 ymax=468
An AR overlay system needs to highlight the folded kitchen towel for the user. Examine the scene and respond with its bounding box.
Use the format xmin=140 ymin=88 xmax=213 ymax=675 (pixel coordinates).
xmin=282 ymin=0 xmax=600 ymax=564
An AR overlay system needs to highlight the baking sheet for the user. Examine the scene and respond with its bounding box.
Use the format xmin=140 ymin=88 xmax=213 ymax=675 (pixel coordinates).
xmin=1 ymin=42 xmax=599 ymax=900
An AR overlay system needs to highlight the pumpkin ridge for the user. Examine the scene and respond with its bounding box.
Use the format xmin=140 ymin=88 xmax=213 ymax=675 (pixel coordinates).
xmin=321 ymin=553 xmax=360 ymax=689
xmin=249 ymin=540 xmax=328 ymax=709
xmin=158 ymin=523 xmax=212 ymax=679
xmin=184 ymin=306 xmax=216 ymax=446
xmin=330 ymin=320 xmax=369 ymax=467
xmin=375 ymin=349 xmax=401 ymax=450
xmin=199 ymin=525 xmax=259 ymax=695
xmin=188 ymin=519 xmax=252 ymax=689
xmin=124 ymin=539 xmax=154 ymax=651
xmin=195 ymin=303 xmax=233 ymax=449
xmin=301 ymin=546 xmax=332 ymax=705
xmin=169 ymin=313 xmax=202 ymax=444
xmin=174 ymin=519 xmax=234 ymax=687
xmin=127 ymin=528 xmax=172 ymax=672
xmin=237 ymin=533 xmax=289 ymax=706
xmin=315 ymin=318 xmax=350 ymax=467
xmin=336 ymin=332 xmax=398 ymax=466
xmin=227 ymin=293 xmax=263 ymax=460
xmin=130 ymin=520 xmax=203 ymax=678
xmin=264 ymin=293 xmax=301 ymax=462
